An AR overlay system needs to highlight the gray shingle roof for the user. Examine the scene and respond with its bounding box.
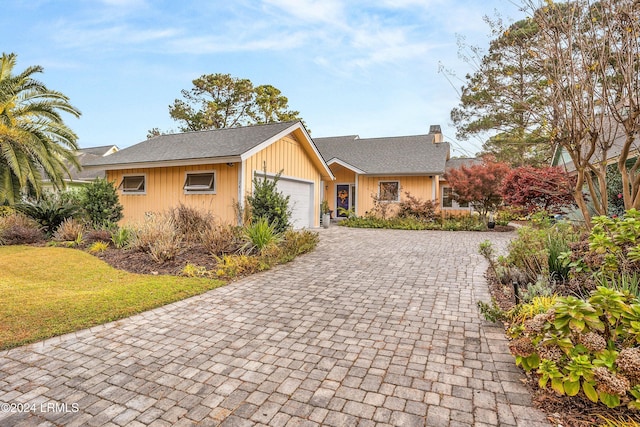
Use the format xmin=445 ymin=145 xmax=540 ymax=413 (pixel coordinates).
xmin=85 ymin=121 xmax=299 ymax=167
xmin=314 ymin=134 xmax=450 ymax=175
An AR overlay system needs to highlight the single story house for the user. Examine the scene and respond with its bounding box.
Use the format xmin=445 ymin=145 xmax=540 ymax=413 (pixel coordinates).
xmin=84 ymin=121 xmax=334 ymax=228
xmin=314 ymin=125 xmax=474 ymax=218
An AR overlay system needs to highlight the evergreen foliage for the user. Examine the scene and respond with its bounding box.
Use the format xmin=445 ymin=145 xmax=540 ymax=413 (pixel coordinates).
xmin=246 ymin=170 xmax=291 ymax=233
xmin=80 ymin=178 xmax=123 ymax=228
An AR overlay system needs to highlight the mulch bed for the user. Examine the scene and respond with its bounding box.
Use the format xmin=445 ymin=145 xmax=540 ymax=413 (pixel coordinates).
xmin=485 ymin=270 xmax=640 ymax=426
xmin=95 ymin=244 xmax=218 ymax=276
xmin=484 ymin=224 xmax=516 ymax=232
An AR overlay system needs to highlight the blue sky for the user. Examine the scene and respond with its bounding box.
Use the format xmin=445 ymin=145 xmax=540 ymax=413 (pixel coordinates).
xmin=3 ymin=0 xmax=527 ymax=156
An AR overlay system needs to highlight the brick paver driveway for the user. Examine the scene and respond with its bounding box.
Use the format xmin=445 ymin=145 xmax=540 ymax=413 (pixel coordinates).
xmin=0 ymin=227 xmax=550 ymax=427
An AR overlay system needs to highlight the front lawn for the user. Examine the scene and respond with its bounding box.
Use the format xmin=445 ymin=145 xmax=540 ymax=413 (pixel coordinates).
xmin=0 ymin=245 xmax=225 ymax=350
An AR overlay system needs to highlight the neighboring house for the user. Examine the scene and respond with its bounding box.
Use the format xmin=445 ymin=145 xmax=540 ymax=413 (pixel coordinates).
xmin=552 ymin=124 xmax=640 ymax=173
xmin=552 ymin=126 xmax=640 ymax=220
xmin=84 ymin=121 xmax=334 ymax=228
xmin=314 ymin=125 xmax=472 ymax=218
xmin=70 ymin=145 xmax=119 ymax=184
xmin=42 ymin=145 xmax=118 ymax=189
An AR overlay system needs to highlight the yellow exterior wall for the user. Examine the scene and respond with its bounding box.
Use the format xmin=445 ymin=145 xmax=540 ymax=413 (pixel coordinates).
xmin=107 ymin=163 xmax=239 ymax=224
xmin=243 ymin=134 xmax=323 ymax=227
xmin=357 ymin=175 xmax=435 ymax=217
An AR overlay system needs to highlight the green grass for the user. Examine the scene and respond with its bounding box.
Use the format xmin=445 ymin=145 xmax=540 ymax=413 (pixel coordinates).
xmin=0 ymin=246 xmax=225 ymax=350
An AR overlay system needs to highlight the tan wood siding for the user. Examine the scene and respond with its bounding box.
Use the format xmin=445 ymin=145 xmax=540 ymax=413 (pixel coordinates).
xmin=357 ymin=175 xmax=435 ymax=216
xmin=107 ymin=163 xmax=239 ymax=224
xmin=244 ymin=135 xmax=322 ymax=227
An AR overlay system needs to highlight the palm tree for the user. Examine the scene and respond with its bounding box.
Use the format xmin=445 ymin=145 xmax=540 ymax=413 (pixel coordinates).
xmin=0 ymin=52 xmax=81 ymax=204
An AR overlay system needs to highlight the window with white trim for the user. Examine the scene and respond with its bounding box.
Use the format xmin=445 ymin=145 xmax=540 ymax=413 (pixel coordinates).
xmin=442 ymin=186 xmax=469 ymax=209
xmin=119 ymin=175 xmax=146 ymax=194
xmin=379 ymin=181 xmax=400 ymax=202
xmin=184 ymin=172 xmax=216 ymax=194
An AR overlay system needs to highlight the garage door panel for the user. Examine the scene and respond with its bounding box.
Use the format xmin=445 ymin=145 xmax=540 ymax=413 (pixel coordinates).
xmin=253 ymin=173 xmax=313 ymax=229
xmin=276 ymin=178 xmax=313 ymax=229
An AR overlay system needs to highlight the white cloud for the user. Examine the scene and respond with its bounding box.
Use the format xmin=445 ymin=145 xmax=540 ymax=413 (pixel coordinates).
xmin=52 ymin=23 xmax=180 ymax=50
xmin=262 ymin=0 xmax=345 ymax=23
xmin=165 ymin=31 xmax=307 ymax=54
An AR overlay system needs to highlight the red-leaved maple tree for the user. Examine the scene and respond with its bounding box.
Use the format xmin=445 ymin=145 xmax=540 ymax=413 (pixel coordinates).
xmin=444 ymin=157 xmax=511 ymax=220
xmin=500 ymin=166 xmax=576 ymax=213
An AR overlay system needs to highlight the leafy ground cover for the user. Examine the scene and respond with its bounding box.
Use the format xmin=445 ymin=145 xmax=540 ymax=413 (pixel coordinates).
xmin=0 ymin=245 xmax=224 ymax=350
xmin=339 ymin=214 xmax=514 ymax=232
xmin=480 ymin=212 xmax=640 ymax=426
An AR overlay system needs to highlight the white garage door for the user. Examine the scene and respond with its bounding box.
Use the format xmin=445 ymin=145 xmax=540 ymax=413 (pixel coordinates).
xmin=275 ymin=178 xmax=313 ymax=229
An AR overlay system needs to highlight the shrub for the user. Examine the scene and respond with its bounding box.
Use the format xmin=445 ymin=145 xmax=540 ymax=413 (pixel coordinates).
xmin=506 ymin=226 xmax=548 ymax=284
xmin=15 ymin=192 xmax=80 ymax=236
xmin=200 ymin=222 xmax=241 ymax=255
xmin=171 ymin=204 xmax=214 ymax=242
xmin=0 ymin=206 xmax=15 ymax=217
xmin=0 ymin=213 xmax=44 ymax=245
xmin=589 ymin=210 xmax=640 ymax=274
xmin=182 ymin=263 xmax=210 ymax=278
xmin=88 ymin=241 xmax=109 ymax=254
xmin=505 ymin=223 xmax=579 ymax=289
xmin=214 ymin=254 xmax=267 ymax=278
xmin=440 ymin=215 xmax=486 ymax=231
xmin=242 ymin=217 xmax=281 ymax=254
xmin=369 ymin=193 xmax=393 ymax=220
xmin=507 ymin=286 xmax=640 ymax=410
xmin=130 ymin=214 xmax=182 ymax=263
xmin=79 ymin=178 xmax=123 ymax=228
xmin=110 ymin=227 xmax=132 ymax=249
xmin=279 ymin=230 xmax=319 ymax=262
xmin=601 ymin=273 xmax=640 ymax=299
xmin=500 ymin=166 xmax=576 ymax=214
xmin=519 ymin=280 xmax=556 ymax=303
xmin=340 ymin=215 xmax=488 ymax=231
xmin=396 ymin=192 xmax=437 ymax=221
xmin=477 ymin=299 xmax=508 ymax=323
xmin=53 ymin=218 xmax=85 ymax=243
xmin=246 ymin=170 xmax=291 ymax=233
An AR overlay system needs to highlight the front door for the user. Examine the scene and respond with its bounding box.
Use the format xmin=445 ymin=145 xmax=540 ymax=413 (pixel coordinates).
xmin=336 ymin=184 xmax=353 ymax=217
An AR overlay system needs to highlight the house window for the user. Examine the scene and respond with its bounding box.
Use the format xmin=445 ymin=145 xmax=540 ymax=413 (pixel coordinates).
xmin=184 ymin=172 xmax=216 ymax=194
xmin=442 ymin=186 xmax=469 ymax=209
xmin=119 ymin=175 xmax=145 ymax=194
xmin=379 ymin=181 xmax=400 ymax=202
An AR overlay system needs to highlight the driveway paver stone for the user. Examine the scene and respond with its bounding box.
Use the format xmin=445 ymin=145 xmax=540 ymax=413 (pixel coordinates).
xmin=0 ymin=227 xmax=550 ymax=426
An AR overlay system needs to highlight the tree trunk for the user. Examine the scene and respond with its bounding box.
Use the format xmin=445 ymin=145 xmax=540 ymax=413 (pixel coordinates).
xmin=574 ymin=168 xmax=592 ymax=229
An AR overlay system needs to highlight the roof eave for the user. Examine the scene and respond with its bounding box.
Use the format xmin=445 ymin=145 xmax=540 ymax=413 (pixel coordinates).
xmin=326 ymin=158 xmax=367 ymax=175
xmin=84 ymin=156 xmax=243 ymax=171
xmin=363 ymin=171 xmax=444 ymax=177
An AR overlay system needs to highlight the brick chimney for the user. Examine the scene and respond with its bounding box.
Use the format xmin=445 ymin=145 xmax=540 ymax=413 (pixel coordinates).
xmin=429 ymin=125 xmax=443 ymax=143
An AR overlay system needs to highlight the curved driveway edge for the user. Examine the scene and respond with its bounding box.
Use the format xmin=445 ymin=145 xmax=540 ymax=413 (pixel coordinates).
xmin=0 ymin=227 xmax=550 ymax=426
